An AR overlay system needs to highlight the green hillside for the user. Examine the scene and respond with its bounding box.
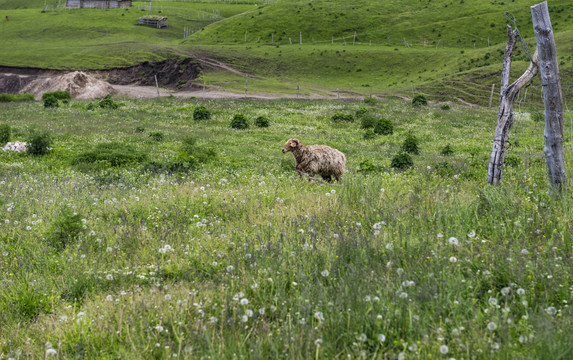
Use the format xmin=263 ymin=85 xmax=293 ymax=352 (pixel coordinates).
xmin=191 ymin=0 xmax=572 ymax=48
xmin=0 ymin=0 xmax=571 ymax=104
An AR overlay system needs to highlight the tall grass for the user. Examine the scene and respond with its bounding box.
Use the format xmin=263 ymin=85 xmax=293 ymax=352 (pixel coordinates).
xmin=0 ymin=98 xmax=572 ymax=358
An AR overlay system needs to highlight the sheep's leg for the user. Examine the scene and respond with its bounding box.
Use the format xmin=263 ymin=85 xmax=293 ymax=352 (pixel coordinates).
xmin=323 ymin=175 xmax=332 ymax=182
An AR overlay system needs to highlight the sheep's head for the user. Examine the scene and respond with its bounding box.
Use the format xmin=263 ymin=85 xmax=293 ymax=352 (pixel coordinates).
xmin=282 ymin=138 xmax=302 ymax=153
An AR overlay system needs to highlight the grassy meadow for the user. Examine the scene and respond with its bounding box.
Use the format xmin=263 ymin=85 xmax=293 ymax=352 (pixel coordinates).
xmin=1 ymin=96 xmax=573 ymax=359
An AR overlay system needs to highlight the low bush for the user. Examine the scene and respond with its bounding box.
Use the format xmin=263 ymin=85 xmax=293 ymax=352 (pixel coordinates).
xmin=360 ymin=115 xmax=377 ymax=129
xmin=1 ymin=278 xmax=51 ymax=321
xmin=254 ymin=116 xmax=270 ymax=128
xmin=391 ymin=152 xmax=414 ymax=170
xmin=43 ymin=95 xmax=59 ymax=108
xmin=26 ymin=129 xmax=52 ymax=155
xmin=363 ymin=96 xmax=378 ymax=105
xmin=0 ymin=93 xmax=35 ymax=102
xmin=355 ymin=107 xmax=368 ymax=118
xmin=331 ymin=112 xmax=354 ymax=123
xmin=441 ymin=144 xmax=455 ymax=156
xmin=435 ymin=161 xmax=455 ymax=176
xmin=358 ymin=159 xmax=382 ymax=173
xmin=148 ymin=131 xmax=164 ymax=142
xmin=0 ymin=124 xmax=10 ymax=145
xmin=74 ymin=142 xmax=148 ymax=167
xmin=135 ymin=126 xmax=146 ymax=133
xmin=374 ymin=118 xmax=393 ymax=135
xmin=41 ymin=90 xmax=71 ymax=101
xmin=193 ymin=105 xmax=211 ymax=121
xmin=440 ymin=104 xmax=451 ymax=110
xmin=401 ymin=133 xmax=420 ymax=155
xmin=505 ymin=154 xmax=521 ymax=167
xmin=412 ymin=94 xmax=428 ymax=107
xmin=231 ymin=113 xmax=249 ymax=129
xmin=99 ymin=94 xmax=119 ymax=109
xmin=363 ymin=129 xmax=376 ymax=140
xmin=46 ymin=208 xmax=84 ymax=251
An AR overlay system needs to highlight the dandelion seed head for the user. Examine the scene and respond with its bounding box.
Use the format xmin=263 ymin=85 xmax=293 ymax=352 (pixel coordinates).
xmin=440 ymin=345 xmax=449 ymax=354
xmin=487 ymin=322 xmax=497 ymax=331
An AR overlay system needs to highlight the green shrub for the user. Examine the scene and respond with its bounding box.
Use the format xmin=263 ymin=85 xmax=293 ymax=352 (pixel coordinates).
xmin=331 ymin=112 xmax=354 ymax=123
xmin=401 ymin=133 xmax=420 ymax=154
xmin=355 ymin=107 xmax=368 ymax=118
xmin=193 ymin=105 xmax=212 ymax=121
xmin=148 ymin=131 xmax=164 ymax=142
xmin=358 ymin=159 xmax=382 ymax=173
xmin=26 ymin=129 xmax=52 ymax=155
xmin=441 ymin=144 xmax=455 ymax=156
xmin=412 ymin=94 xmax=428 ymax=107
xmin=391 ymin=152 xmax=414 ymax=170
xmin=363 ymin=96 xmax=378 ymax=105
xmin=374 ymin=118 xmax=393 ymax=135
xmin=41 ymin=90 xmax=71 ymax=101
xmin=254 ymin=116 xmax=270 ymax=128
xmin=47 ymin=207 xmax=85 ymax=251
xmin=74 ymin=142 xmax=148 ymax=167
xmin=135 ymin=126 xmax=146 ymax=133
xmin=360 ymin=115 xmax=377 ymax=129
xmin=440 ymin=104 xmax=451 ymax=110
xmin=86 ymin=102 xmax=96 ymax=111
xmin=181 ymin=136 xmax=217 ymax=163
xmin=231 ymin=113 xmax=249 ymax=129
xmin=435 ymin=161 xmax=455 ymax=176
xmin=0 ymin=124 xmax=11 ymax=146
xmin=43 ymin=95 xmax=59 ymax=108
xmin=99 ymin=94 xmax=119 ymax=109
xmin=363 ymin=129 xmax=376 ymax=140
xmin=505 ymin=154 xmax=521 ymax=167
xmin=0 ymin=93 xmax=35 ymax=102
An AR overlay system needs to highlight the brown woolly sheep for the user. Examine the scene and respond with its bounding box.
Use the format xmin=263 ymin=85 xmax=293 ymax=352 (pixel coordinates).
xmin=282 ymin=138 xmax=346 ymax=182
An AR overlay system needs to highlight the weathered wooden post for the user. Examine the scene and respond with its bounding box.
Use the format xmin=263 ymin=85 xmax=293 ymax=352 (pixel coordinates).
xmin=531 ymin=1 xmax=567 ymax=193
xmin=487 ymin=26 xmax=539 ymax=185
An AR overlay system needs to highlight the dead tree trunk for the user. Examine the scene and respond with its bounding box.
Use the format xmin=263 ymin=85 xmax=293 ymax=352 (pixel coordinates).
xmin=531 ymin=1 xmax=567 ymax=193
xmin=487 ymin=27 xmax=539 ymax=185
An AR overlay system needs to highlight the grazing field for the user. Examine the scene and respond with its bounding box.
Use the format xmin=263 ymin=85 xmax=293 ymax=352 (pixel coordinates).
xmin=1 ymin=97 xmax=573 ymax=359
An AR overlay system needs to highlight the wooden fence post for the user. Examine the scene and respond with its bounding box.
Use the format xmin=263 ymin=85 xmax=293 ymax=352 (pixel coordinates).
xmin=531 ymin=1 xmax=567 ymax=193
xmin=154 ymin=75 xmax=160 ymax=98
xmin=488 ymin=84 xmax=495 ymax=109
xmin=487 ymin=26 xmax=539 ymax=185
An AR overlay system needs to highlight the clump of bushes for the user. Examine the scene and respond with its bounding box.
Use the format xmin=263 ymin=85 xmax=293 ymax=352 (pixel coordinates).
xmin=135 ymin=126 xmax=146 ymax=133
xmin=355 ymin=107 xmax=368 ymax=118
xmin=74 ymin=142 xmax=148 ymax=167
xmin=193 ymin=105 xmax=211 ymax=121
xmin=441 ymin=144 xmax=454 ymax=156
xmin=412 ymin=94 xmax=428 ymax=107
xmin=26 ymin=129 xmax=52 ymax=155
xmin=148 ymin=131 xmax=164 ymax=142
xmin=363 ymin=96 xmax=378 ymax=105
xmin=47 ymin=207 xmax=85 ymax=251
xmin=363 ymin=129 xmax=376 ymax=140
xmin=374 ymin=118 xmax=393 ymax=135
xmin=41 ymin=91 xmax=71 ymax=101
xmin=391 ymin=152 xmax=414 ymax=170
xmin=401 ymin=133 xmax=420 ymax=155
xmin=0 ymin=124 xmax=11 ymax=145
xmin=435 ymin=161 xmax=455 ymax=176
xmin=360 ymin=115 xmax=377 ymax=129
xmin=231 ymin=113 xmax=249 ymax=129
xmin=254 ymin=116 xmax=270 ymax=128
xmin=43 ymin=95 xmax=59 ymax=108
xmin=358 ymin=159 xmax=382 ymax=173
xmin=0 ymin=93 xmax=35 ymax=102
xmin=98 ymin=94 xmax=119 ymax=109
xmin=440 ymin=104 xmax=451 ymax=110
xmin=331 ymin=112 xmax=354 ymax=123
